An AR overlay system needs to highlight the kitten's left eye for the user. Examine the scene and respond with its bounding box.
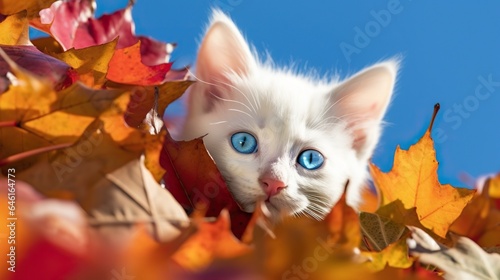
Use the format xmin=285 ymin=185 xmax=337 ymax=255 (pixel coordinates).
xmin=297 ymin=149 xmax=324 ymax=170
xmin=231 ymin=132 xmax=258 ymax=154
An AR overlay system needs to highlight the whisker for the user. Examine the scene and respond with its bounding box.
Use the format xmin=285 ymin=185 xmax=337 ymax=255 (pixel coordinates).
xmin=188 ymin=69 xmax=258 ymax=114
xmin=210 ymin=121 xmax=228 ymax=125
xmin=209 ymin=92 xmax=254 ymax=115
xmin=228 ymin=108 xmax=253 ymax=119
xmin=216 ymin=79 xmax=259 ymax=114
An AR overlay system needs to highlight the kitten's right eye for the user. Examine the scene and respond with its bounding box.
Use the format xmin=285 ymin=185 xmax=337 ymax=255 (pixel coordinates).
xmin=231 ymin=132 xmax=258 ymax=154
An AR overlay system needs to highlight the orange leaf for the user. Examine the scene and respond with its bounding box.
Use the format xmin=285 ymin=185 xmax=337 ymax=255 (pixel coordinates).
xmin=450 ymin=175 xmax=500 ymax=247
xmin=324 ymin=188 xmax=362 ymax=249
xmin=171 ymin=209 xmax=252 ymax=271
xmin=106 ymin=41 xmax=171 ymax=86
xmin=370 ymin=105 xmax=475 ymax=238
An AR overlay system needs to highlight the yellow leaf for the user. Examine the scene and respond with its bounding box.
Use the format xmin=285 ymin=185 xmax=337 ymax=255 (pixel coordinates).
xmin=0 ymin=49 xmax=126 ymax=171
xmin=362 ymin=235 xmax=413 ymax=272
xmin=0 ymin=10 xmax=30 ymax=45
xmin=369 ymin=105 xmax=475 ymax=238
xmin=51 ymin=39 xmax=118 ymax=87
xmin=488 ymin=173 xmax=500 ymax=198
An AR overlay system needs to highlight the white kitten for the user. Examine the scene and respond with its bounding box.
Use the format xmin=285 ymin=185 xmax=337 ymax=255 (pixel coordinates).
xmin=178 ymin=10 xmax=398 ymax=219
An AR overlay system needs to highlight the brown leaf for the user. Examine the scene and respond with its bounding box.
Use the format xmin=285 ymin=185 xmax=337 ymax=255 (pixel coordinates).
xmin=360 ymin=211 xmax=408 ymax=252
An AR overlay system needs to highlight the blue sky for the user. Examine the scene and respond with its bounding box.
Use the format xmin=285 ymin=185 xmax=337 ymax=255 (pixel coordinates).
xmin=92 ymin=0 xmax=500 ymax=188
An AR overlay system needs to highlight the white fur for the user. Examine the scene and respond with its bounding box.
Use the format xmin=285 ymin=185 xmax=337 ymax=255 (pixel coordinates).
xmin=177 ymin=10 xmax=398 ymax=219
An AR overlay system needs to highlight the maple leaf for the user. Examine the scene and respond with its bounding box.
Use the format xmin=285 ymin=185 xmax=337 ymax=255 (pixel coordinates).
xmin=450 ymin=176 xmax=500 ymax=247
xmin=0 ymin=45 xmax=76 ymax=91
xmin=171 ymin=209 xmax=253 ymax=271
xmin=362 ymin=235 xmax=413 ymax=272
xmin=324 ymin=186 xmax=362 ymax=250
xmin=160 ymin=131 xmax=253 ymax=239
xmin=106 ymin=41 xmax=171 ymax=86
xmin=369 ymin=104 xmax=475 ymax=238
xmin=32 ymin=0 xmax=177 ymax=66
xmin=256 ymin=189 xmax=367 ymax=280
xmin=123 ymin=81 xmax=193 ymax=128
xmin=48 ymin=39 xmax=118 ymax=87
xmin=0 ymin=49 xmax=119 ymax=170
xmin=360 ymin=212 xmax=408 ymax=252
xmin=0 ymin=10 xmax=30 ymax=45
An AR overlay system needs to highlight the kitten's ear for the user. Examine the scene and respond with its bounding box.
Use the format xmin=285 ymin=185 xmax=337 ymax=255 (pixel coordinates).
xmin=195 ymin=10 xmax=255 ymax=91
xmin=332 ymin=60 xmax=399 ymax=160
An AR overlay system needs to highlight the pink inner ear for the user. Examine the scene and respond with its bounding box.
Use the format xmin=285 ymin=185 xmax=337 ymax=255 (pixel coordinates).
xmin=195 ymin=20 xmax=253 ymax=85
xmin=194 ymin=16 xmax=255 ymax=113
xmin=332 ymin=62 xmax=397 ymax=157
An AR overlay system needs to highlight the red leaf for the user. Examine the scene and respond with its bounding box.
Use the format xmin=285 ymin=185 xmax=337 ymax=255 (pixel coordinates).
xmin=35 ymin=0 xmax=175 ymax=66
xmin=160 ymin=131 xmax=252 ymax=239
xmin=106 ymin=41 xmax=171 ymax=86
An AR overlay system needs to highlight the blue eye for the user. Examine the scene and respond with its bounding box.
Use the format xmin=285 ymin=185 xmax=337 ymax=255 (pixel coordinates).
xmin=297 ymin=150 xmax=324 ymax=170
xmin=231 ymin=132 xmax=258 ymax=154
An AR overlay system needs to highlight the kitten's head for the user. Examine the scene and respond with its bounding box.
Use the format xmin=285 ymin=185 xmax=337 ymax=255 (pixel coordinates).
xmin=180 ymin=10 xmax=398 ymax=219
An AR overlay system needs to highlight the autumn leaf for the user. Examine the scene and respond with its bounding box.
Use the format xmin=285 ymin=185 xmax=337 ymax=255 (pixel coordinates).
xmin=490 ymin=174 xmax=500 ymax=198
xmin=0 ymin=10 xmax=30 ymax=45
xmin=360 ymin=211 xmax=408 ymax=252
xmin=0 ymin=50 xmax=120 ymax=170
xmin=124 ymin=80 xmax=194 ymax=128
xmin=450 ymin=177 xmax=500 ymax=247
xmin=362 ymin=235 xmax=413 ymax=272
xmin=33 ymin=0 xmax=177 ymax=66
xmin=49 ymin=39 xmax=118 ymax=87
xmin=106 ymin=41 xmax=171 ymax=86
xmin=324 ymin=187 xmax=362 ymax=250
xmin=160 ymin=131 xmax=253 ymax=238
xmin=0 ymin=45 xmax=76 ymax=91
xmin=370 ymin=104 xmax=475 ymax=238
xmin=171 ymin=209 xmax=253 ymax=271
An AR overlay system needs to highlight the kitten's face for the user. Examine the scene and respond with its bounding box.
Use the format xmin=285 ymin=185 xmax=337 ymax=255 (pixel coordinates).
xmin=179 ymin=10 xmax=397 ymax=219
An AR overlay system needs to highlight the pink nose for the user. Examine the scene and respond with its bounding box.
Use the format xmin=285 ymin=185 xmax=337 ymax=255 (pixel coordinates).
xmin=259 ymin=178 xmax=287 ymax=197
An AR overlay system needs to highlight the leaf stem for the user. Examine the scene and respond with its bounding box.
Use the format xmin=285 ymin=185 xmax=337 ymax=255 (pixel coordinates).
xmin=0 ymin=143 xmax=72 ymax=166
xmin=428 ymin=103 xmax=440 ymax=133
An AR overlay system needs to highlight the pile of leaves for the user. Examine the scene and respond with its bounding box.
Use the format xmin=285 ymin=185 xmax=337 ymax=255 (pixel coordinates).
xmin=1 ymin=1 xmax=499 ymax=279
